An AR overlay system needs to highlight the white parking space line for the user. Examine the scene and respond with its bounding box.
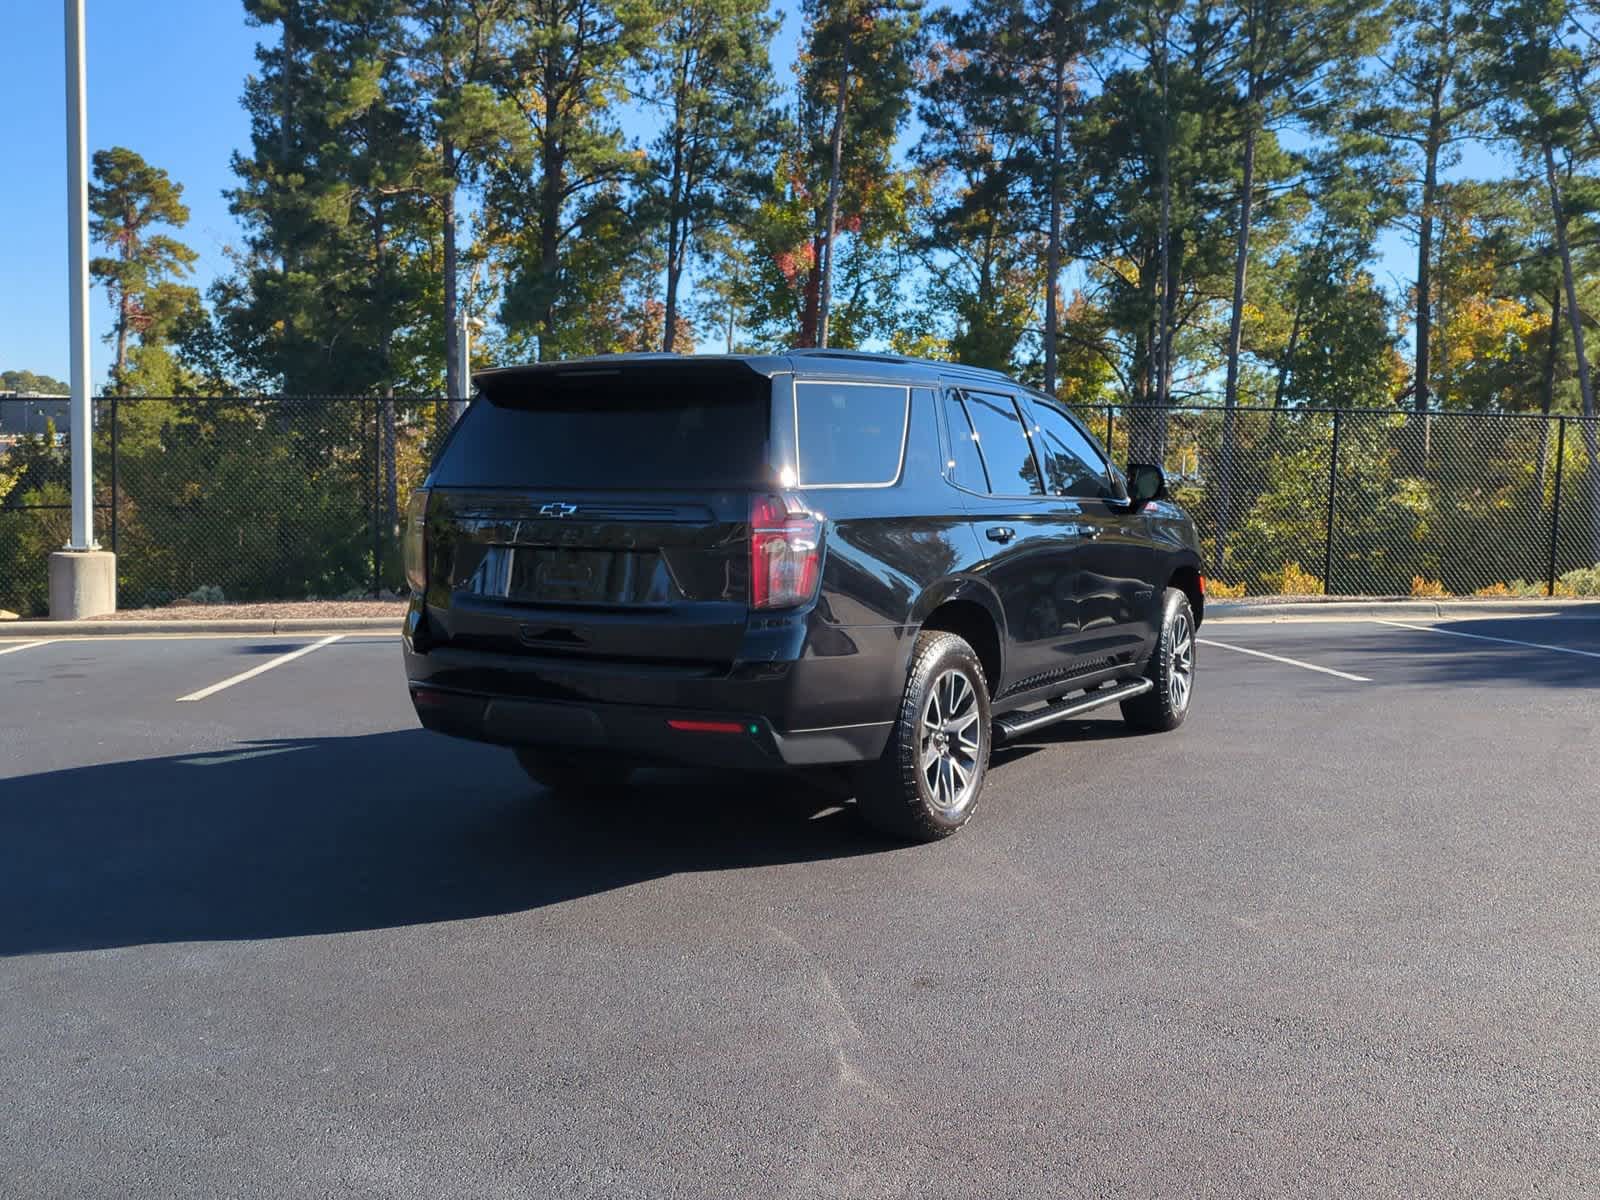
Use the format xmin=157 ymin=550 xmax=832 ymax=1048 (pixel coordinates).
xmin=175 ymin=634 xmax=346 ymax=702
xmin=1197 ymin=637 xmax=1372 ymax=682
xmin=1376 ymin=618 xmax=1600 ymax=660
xmin=0 ymin=640 xmax=53 ymax=657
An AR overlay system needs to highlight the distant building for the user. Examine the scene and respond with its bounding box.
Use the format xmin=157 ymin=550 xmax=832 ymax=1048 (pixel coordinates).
xmin=0 ymin=392 xmax=71 ymax=438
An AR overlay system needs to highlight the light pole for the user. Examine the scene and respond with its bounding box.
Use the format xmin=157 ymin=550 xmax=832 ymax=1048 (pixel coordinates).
xmin=457 ymin=312 xmax=484 ymax=406
xmin=65 ymin=0 xmax=92 ymax=550
xmin=50 ymin=0 xmax=116 ymax=617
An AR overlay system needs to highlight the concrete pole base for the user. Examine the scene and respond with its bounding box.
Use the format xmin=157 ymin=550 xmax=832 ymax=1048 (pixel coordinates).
xmin=48 ymin=550 xmax=117 ymax=620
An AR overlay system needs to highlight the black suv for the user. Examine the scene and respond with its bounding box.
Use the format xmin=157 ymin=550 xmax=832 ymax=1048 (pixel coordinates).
xmin=402 ymin=351 xmax=1203 ymax=840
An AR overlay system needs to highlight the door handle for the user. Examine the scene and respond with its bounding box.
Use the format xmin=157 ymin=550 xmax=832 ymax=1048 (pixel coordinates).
xmin=985 ymin=526 xmax=1015 ymax=544
xmin=1080 ymin=525 xmax=1101 ymax=540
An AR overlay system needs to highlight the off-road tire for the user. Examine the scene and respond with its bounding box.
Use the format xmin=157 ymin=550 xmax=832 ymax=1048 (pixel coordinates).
xmin=1121 ymin=587 xmax=1195 ymax=732
xmin=854 ymin=631 xmax=991 ymax=841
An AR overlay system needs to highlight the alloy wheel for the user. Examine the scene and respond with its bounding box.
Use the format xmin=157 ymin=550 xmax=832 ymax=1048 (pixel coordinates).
xmin=1169 ymin=610 xmax=1194 ymax=712
xmin=920 ymin=668 xmax=984 ymax=819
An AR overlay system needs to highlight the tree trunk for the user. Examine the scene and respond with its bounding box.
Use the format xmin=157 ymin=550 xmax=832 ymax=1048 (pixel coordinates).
xmin=1153 ymin=9 xmax=1172 ymax=410
xmin=1535 ymin=290 xmax=1561 ymax=495
xmin=1043 ymin=54 xmax=1067 ymax=395
xmin=443 ymin=139 xmax=464 ymax=420
xmin=1543 ymin=139 xmax=1600 ymax=563
xmin=383 ymin=391 xmax=399 ymax=539
xmin=537 ymin=69 xmax=563 ymax=360
xmin=798 ymin=239 xmax=823 ymax=347
xmin=663 ymin=109 xmax=686 ymax=352
xmin=1415 ymin=112 xmax=1442 ymax=414
xmin=817 ymin=33 xmax=851 ymax=350
xmin=1274 ymin=294 xmax=1303 ymax=410
xmin=114 ymin=289 xmax=130 ymax=396
xmin=1216 ymin=94 xmax=1258 ymax=576
xmin=375 ymin=206 xmax=399 ymax=542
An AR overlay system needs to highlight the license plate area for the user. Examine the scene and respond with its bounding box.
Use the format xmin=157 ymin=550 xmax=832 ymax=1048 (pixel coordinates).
xmin=499 ymin=546 xmax=672 ymax=604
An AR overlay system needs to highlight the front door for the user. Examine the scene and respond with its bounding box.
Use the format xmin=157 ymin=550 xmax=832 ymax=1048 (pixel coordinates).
xmin=1018 ymin=396 xmax=1156 ymax=664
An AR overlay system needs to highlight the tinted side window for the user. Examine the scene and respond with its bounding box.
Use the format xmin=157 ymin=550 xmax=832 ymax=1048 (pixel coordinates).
xmin=1028 ymin=401 xmax=1112 ymax=498
xmin=960 ymin=391 xmax=1044 ymax=496
xmin=795 ymin=381 xmax=909 ymax=485
xmin=944 ymin=390 xmax=990 ymax=492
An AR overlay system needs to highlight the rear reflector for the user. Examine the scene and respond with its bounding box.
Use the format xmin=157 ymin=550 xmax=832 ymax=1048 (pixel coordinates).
xmin=667 ymin=719 xmax=749 ymax=734
xmin=1197 ymin=573 xmax=1207 ymax=594
xmin=411 ymin=688 xmax=452 ymax=708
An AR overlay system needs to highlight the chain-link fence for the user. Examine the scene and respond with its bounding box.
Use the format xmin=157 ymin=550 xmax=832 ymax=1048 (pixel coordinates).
xmin=3 ymin=396 xmax=1599 ymax=615
xmin=1074 ymin=402 xmax=1600 ymax=598
xmin=0 ymin=396 xmax=450 ymax=616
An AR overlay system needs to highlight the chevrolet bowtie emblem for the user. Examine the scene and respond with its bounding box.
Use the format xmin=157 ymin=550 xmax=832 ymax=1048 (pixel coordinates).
xmin=538 ymin=502 xmax=579 ymax=518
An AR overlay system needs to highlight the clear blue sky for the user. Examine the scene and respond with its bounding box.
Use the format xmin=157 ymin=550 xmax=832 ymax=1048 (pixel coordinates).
xmin=1 ymin=3 xmax=1511 ymax=385
xmin=1 ymin=2 xmax=262 ymax=384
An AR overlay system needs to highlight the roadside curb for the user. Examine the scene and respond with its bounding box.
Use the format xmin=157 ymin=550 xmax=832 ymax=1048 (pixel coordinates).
xmin=0 ymin=616 xmax=401 ymax=637
xmin=1207 ymin=599 xmax=1599 ymax=620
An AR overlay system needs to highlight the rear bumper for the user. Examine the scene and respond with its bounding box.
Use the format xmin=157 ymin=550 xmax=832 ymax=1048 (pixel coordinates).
xmin=407 ymin=682 xmax=889 ymax=768
xmin=401 ymin=610 xmax=911 ymax=768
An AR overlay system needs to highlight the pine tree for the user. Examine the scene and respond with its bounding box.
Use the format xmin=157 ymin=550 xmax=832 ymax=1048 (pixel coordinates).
xmin=1474 ymin=0 xmax=1600 ymax=559
xmin=225 ymin=0 xmax=440 ymax=395
xmin=406 ymin=0 xmax=523 ymax=411
xmin=1361 ymin=0 xmax=1491 ymax=414
xmin=794 ymin=0 xmax=923 ymax=348
xmin=493 ymin=0 xmax=657 ymax=359
xmin=88 ymin=147 xmax=201 ymax=396
xmin=1212 ymin=0 xmax=1387 ymax=572
xmin=639 ymin=0 xmax=781 ymax=352
xmin=915 ymin=0 xmax=1086 ymax=383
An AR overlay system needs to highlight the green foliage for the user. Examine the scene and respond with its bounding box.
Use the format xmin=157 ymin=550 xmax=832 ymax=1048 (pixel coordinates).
xmin=638 ymin=0 xmax=784 ymax=350
xmin=736 ymin=0 xmax=923 ymax=349
xmin=223 ymin=0 xmax=442 ymax=393
xmin=2 ymin=370 xmax=70 ymax=395
xmin=88 ymin=146 xmax=202 ymax=395
xmin=490 ymin=0 xmax=659 ymax=358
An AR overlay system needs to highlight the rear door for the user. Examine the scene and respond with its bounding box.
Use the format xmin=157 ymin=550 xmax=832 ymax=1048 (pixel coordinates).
xmin=421 ymin=361 xmax=774 ymax=668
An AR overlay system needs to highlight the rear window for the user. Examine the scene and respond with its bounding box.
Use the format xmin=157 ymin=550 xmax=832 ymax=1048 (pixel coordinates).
xmin=795 ymin=381 xmax=909 ymax=486
xmin=431 ymin=367 xmax=771 ymax=489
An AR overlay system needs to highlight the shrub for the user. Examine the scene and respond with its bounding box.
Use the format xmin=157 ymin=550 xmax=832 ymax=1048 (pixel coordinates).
xmin=1557 ymin=563 xmax=1600 ymax=596
xmin=1207 ymin=578 xmax=1248 ymax=599
xmin=1410 ymin=576 xmax=1448 ymax=597
xmin=1471 ymin=566 xmax=1600 ymax=598
xmin=1262 ymin=561 xmax=1324 ymax=595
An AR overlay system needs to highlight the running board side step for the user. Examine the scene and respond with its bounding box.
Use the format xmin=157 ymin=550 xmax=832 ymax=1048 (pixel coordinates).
xmin=991 ymin=679 xmax=1153 ymax=743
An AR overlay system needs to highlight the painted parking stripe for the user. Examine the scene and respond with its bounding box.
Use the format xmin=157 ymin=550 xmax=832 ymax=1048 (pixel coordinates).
xmin=1376 ymin=618 xmax=1600 ymax=660
xmin=0 ymin=640 xmax=53 ymax=657
xmin=1197 ymin=637 xmax=1372 ymax=682
xmin=175 ymin=634 xmax=345 ymax=702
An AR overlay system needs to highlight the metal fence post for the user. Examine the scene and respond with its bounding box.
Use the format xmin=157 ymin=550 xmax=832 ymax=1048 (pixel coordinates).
xmin=1547 ymin=416 xmax=1566 ymax=597
xmin=110 ymin=396 xmax=119 ymax=555
xmin=371 ymin=399 xmax=383 ymax=597
xmin=1105 ymin=404 xmax=1114 ymax=451
xmin=1322 ymin=409 xmax=1342 ymax=595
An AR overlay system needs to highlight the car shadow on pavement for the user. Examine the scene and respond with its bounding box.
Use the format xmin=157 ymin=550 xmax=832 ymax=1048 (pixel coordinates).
xmin=0 ymin=731 xmax=887 ymax=957
xmin=1362 ymin=617 xmax=1600 ymax=689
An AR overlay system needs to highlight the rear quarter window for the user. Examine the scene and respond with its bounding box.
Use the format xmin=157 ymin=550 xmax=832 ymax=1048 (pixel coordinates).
xmin=795 ymin=381 xmax=910 ymax=486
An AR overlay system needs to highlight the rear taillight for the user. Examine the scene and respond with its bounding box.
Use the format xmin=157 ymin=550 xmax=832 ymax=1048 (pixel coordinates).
xmin=404 ymin=489 xmax=429 ymax=593
xmin=749 ymin=494 xmax=823 ymax=610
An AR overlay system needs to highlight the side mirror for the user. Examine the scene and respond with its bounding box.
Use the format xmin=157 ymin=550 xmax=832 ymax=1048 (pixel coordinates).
xmin=1127 ymin=463 xmax=1166 ymax=507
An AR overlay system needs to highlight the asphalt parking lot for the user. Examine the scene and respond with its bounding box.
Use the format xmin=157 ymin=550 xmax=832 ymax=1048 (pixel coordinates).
xmin=3 ymin=611 xmax=1598 ymax=1198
